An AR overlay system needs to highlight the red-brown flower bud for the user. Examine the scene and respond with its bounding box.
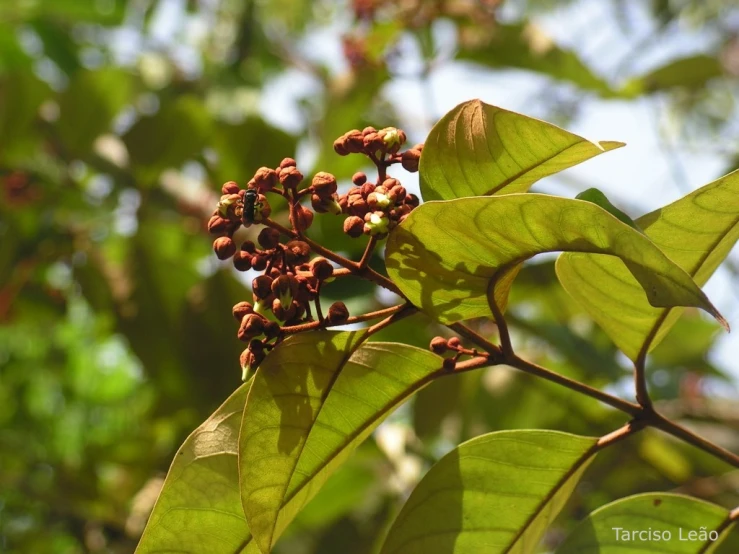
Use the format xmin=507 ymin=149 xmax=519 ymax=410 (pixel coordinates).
xmin=406 ymin=194 xmax=420 ymax=207
xmin=362 ymin=126 xmax=377 ymax=135
xmin=343 ymin=215 xmax=364 ymax=238
xmin=430 ymin=336 xmax=448 ymax=354
xmin=348 ymin=198 xmax=369 ymax=218
xmin=310 ymin=257 xmax=334 ymax=280
xmin=233 ymin=301 xmax=254 ymax=321
xmin=233 ymin=250 xmax=252 ymax=271
xmin=333 ymin=136 xmax=349 ymax=156
xmin=213 ymin=236 xmax=236 ymax=260
xmin=279 ymin=166 xmax=303 ymax=189
xmin=252 ymin=275 xmax=274 ymax=299
xmin=312 ymin=172 xmax=338 ymax=195
xmin=401 ymin=148 xmax=421 ymax=173
xmin=251 ymin=254 xmax=268 ymax=271
xmin=360 ymin=182 xmax=376 ymax=198
xmin=279 ymin=157 xmax=297 ymax=169
xmin=258 ymin=227 xmax=281 ymax=249
xmin=222 ymin=181 xmax=240 ymax=195
xmin=311 ymin=193 xmax=342 ymax=215
xmin=207 ymin=215 xmax=229 ymax=235
xmin=345 ymin=130 xmax=364 ymax=153
xmin=238 ymin=313 xmax=266 ymax=342
xmin=447 ymin=337 xmax=461 ymax=349
xmin=352 ymin=172 xmax=367 ymax=186
xmin=327 ymin=301 xmax=350 ymax=324
xmin=253 ymin=167 xmax=278 ymax=192
xmin=290 ymin=204 xmax=314 ymax=233
xmin=285 ymin=240 xmax=311 ymax=264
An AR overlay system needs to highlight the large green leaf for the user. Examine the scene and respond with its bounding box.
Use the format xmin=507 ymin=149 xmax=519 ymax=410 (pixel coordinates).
xmin=239 ymin=332 xmax=443 ymax=553
xmin=419 ymin=100 xmax=623 ymax=201
xmin=380 ymin=430 xmax=598 ymax=554
xmin=136 ymin=383 xmax=252 ymax=553
xmin=556 ymin=170 xmax=738 ymax=360
xmin=385 ymin=194 xmax=725 ymax=326
xmin=556 ymin=493 xmax=736 ymax=553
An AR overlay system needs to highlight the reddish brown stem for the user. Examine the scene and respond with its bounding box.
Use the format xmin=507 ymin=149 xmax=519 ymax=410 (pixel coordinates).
xmin=280 ymin=304 xmax=411 ymax=334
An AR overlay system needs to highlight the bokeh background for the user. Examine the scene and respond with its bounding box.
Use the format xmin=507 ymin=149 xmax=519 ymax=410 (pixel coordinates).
xmin=1 ymin=0 xmax=738 ymax=552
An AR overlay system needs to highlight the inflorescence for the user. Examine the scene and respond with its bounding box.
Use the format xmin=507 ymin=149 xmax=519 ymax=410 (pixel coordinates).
xmin=207 ymin=126 xmax=423 ymax=380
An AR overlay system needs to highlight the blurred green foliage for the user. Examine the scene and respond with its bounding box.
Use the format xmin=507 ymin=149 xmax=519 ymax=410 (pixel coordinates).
xmin=0 ymin=0 xmax=737 ymax=552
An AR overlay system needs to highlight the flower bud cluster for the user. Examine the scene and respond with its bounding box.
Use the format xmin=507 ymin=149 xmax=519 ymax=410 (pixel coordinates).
xmin=333 ymin=126 xmax=408 ymax=158
xmin=339 ymin=174 xmax=419 ymax=239
xmin=429 ymin=336 xmax=475 ymax=371
xmin=208 ymin=128 xmax=422 ymax=381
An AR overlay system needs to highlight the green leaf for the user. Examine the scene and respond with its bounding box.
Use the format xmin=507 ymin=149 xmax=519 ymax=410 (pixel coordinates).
xmin=623 ymin=55 xmax=724 ymax=95
xmin=239 ymin=332 xmax=443 ymax=553
xmin=136 ymin=383 xmax=252 ymax=553
xmin=211 ymin=117 xmax=297 ymax=187
xmin=385 ymin=194 xmax=725 ymax=327
xmin=458 ymin=23 xmax=619 ymax=97
xmin=57 ymin=69 xmax=132 ymax=156
xmin=419 ymin=100 xmax=623 ymax=201
xmin=556 ymin=170 xmax=738 ymax=360
xmin=380 ymin=430 xmax=598 ymax=554
xmin=123 ymin=95 xmax=211 ymax=175
xmin=575 ymin=188 xmax=641 ymax=231
xmin=556 ymin=493 xmax=736 ymax=553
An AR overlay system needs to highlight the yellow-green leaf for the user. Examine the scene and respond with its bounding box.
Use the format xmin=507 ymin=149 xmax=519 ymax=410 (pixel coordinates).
xmin=556 ymin=170 xmax=738 ymax=360
xmin=136 ymin=383 xmax=252 ymax=553
xmin=380 ymin=430 xmax=598 ymax=554
xmin=556 ymin=493 xmax=736 ymax=553
xmin=385 ymin=194 xmax=725 ymax=327
xmin=419 ymin=100 xmax=623 ymax=201
xmin=239 ymin=332 xmax=443 ymax=553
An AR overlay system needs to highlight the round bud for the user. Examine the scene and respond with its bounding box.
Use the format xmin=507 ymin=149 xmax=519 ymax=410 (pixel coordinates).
xmin=327 ymin=301 xmax=350 ymax=324
xmin=213 ymin=237 xmax=236 ymax=260
xmin=222 ymin=181 xmax=240 ymax=195
xmin=310 ymin=257 xmax=334 ymax=280
xmin=232 ymin=301 xmax=254 ymax=321
xmin=343 ymin=215 xmax=365 ymax=238
xmin=430 ymin=337 xmax=448 ymax=354
xmin=312 ymin=172 xmax=338 ymax=195
xmin=258 ymin=227 xmax=281 ymax=249
xmin=233 ymin=250 xmax=252 ymax=271
xmin=252 ymin=275 xmax=274 ymax=299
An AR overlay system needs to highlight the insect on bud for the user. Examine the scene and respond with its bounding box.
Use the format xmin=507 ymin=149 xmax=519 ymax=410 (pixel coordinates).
xmin=213 ymin=237 xmax=236 ymax=260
